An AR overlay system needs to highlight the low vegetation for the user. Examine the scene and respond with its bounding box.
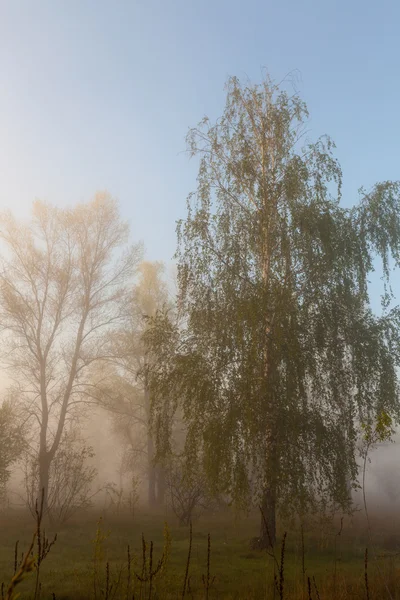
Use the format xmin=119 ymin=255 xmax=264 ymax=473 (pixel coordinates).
xmin=1 ymin=504 xmax=400 ymax=599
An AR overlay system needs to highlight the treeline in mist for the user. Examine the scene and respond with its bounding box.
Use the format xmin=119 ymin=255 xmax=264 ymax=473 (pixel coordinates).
xmin=1 ymin=73 xmax=400 ymax=556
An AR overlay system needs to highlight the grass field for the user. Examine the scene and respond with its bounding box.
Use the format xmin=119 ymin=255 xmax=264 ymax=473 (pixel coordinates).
xmin=1 ymin=505 xmax=400 ymax=599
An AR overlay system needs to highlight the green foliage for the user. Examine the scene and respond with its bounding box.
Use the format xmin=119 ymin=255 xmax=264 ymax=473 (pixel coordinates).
xmin=361 ymin=411 xmax=394 ymax=447
xmin=144 ymin=74 xmax=400 ymax=520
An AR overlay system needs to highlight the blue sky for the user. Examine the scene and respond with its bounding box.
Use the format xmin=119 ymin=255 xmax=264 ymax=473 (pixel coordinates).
xmin=1 ymin=0 xmax=400 ymax=280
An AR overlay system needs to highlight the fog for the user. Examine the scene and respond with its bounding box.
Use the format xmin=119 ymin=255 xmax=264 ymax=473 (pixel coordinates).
xmin=2 ymin=3 xmax=400 ymax=599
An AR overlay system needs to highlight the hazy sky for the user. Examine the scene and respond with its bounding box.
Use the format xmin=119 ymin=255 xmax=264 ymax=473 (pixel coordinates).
xmin=1 ymin=0 xmax=400 ymax=279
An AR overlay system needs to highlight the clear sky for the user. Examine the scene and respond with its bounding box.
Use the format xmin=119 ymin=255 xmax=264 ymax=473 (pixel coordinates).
xmin=1 ymin=0 xmax=400 ymax=275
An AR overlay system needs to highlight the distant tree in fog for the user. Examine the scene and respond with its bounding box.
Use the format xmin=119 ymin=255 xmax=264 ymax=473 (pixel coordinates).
xmin=0 ymin=193 xmax=142 ymax=514
xmin=0 ymin=398 xmax=24 ymax=503
xmin=99 ymin=261 xmax=172 ymax=508
xmin=144 ymin=74 xmax=400 ymax=548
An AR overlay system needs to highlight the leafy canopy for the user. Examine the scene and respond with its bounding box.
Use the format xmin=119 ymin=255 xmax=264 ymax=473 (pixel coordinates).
xmin=145 ymin=75 xmax=400 ymax=516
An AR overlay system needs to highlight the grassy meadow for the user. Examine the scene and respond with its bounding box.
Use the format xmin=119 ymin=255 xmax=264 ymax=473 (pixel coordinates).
xmin=1 ymin=505 xmax=400 ymax=599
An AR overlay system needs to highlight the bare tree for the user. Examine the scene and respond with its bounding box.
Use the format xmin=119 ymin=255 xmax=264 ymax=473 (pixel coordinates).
xmin=166 ymin=455 xmax=213 ymax=526
xmin=0 ymin=193 xmax=142 ymax=513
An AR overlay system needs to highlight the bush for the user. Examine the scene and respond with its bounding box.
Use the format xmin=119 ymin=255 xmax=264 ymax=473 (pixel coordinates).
xmin=166 ymin=457 xmax=214 ymax=526
xmin=24 ymin=428 xmax=98 ymax=524
xmin=103 ymin=475 xmax=140 ymax=518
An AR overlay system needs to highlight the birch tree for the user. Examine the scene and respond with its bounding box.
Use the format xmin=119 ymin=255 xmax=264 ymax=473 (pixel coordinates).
xmin=0 ymin=193 xmax=142 ymax=513
xmin=145 ymin=75 xmax=400 ymax=547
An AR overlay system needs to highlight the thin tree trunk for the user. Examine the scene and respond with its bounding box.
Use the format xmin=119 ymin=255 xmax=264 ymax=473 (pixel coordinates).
xmin=258 ymin=397 xmax=279 ymax=549
xmin=346 ymin=474 xmax=352 ymax=503
xmin=257 ymin=164 xmax=278 ymax=549
xmin=156 ymin=465 xmax=166 ymax=507
xmin=258 ymin=400 xmax=279 ymax=548
xmin=39 ymin=362 xmax=50 ymax=514
xmin=38 ymin=450 xmax=50 ymax=514
xmin=259 ymin=485 xmax=276 ymax=548
xmin=147 ymin=433 xmax=157 ymax=507
xmin=144 ymin=370 xmax=157 ymax=508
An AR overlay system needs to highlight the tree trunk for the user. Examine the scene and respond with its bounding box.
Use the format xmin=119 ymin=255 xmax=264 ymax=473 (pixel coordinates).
xmin=144 ymin=373 xmax=157 ymax=508
xmin=156 ymin=465 xmax=166 ymax=506
xmin=147 ymin=433 xmax=157 ymax=507
xmin=258 ymin=417 xmax=278 ymax=549
xmin=38 ymin=450 xmax=50 ymax=514
xmin=346 ymin=474 xmax=352 ymax=504
xmin=259 ymin=485 xmax=276 ymax=548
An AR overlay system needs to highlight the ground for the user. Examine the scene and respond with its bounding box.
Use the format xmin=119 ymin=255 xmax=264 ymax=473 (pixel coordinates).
xmin=0 ymin=505 xmax=400 ymax=598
